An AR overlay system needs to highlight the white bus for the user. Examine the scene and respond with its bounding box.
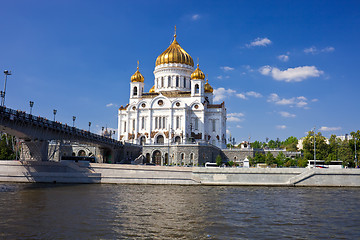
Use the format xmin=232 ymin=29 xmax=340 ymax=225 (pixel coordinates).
xmin=307 ymin=160 xmax=343 ymax=169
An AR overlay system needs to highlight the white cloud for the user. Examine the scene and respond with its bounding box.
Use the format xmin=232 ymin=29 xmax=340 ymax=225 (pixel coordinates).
xmin=106 ymin=103 xmax=116 ymax=107
xmin=304 ymin=46 xmax=335 ymax=54
xmin=236 ymin=125 xmax=242 ymax=128
xmin=304 ymin=46 xmax=317 ymax=54
xmin=278 ymin=54 xmax=289 ymax=62
xmin=221 ymin=66 xmax=235 ymax=71
xmin=247 ymin=37 xmax=272 ymax=47
xmin=227 ymin=113 xmax=245 ymax=122
xmin=217 ymin=75 xmax=223 ymax=80
xmin=259 ymin=65 xmax=323 ymax=82
xmin=279 ymin=111 xmax=296 ymax=118
xmin=191 ymin=14 xmax=200 ymax=20
xmin=311 ymin=98 xmax=319 ymax=102
xmin=268 ymin=93 xmax=310 ymax=108
xmin=276 ymin=125 xmax=287 ymax=129
xmin=246 ymin=91 xmax=262 ymax=98
xmin=319 ymin=126 xmax=342 ymax=131
xmin=228 ymin=112 xmax=245 ymax=117
xmin=213 ymin=88 xmax=236 ymax=102
xmin=226 ymin=129 xmax=231 ymax=135
xmin=243 ymin=65 xmax=254 ymax=72
xmin=321 ymin=46 xmax=335 ymax=52
xmin=236 ymin=93 xmax=247 ymax=99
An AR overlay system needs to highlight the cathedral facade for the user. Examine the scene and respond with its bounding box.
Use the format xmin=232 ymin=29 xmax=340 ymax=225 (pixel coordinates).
xmin=117 ymin=31 xmax=227 ymax=152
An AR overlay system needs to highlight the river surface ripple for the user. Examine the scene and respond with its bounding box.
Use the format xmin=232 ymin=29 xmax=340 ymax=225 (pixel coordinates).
xmin=0 ymin=184 xmax=359 ymax=239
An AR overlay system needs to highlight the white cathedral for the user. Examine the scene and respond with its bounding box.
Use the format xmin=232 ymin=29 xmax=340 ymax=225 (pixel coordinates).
xmin=117 ymin=31 xmax=227 ymax=149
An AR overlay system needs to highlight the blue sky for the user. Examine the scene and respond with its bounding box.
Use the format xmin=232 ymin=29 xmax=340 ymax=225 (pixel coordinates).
xmin=0 ymin=0 xmax=359 ymax=143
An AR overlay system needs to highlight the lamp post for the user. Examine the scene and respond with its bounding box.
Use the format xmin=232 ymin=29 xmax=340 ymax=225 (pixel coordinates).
xmin=355 ymin=136 xmax=357 ymax=168
xmin=53 ymin=109 xmax=57 ymax=122
xmin=313 ymin=127 xmax=316 ymax=168
xmin=88 ymin=122 xmax=91 ymax=132
xmin=29 ymin=101 xmax=34 ymax=115
xmin=72 ymin=116 xmax=76 ymax=127
xmin=2 ymin=70 xmax=12 ymax=107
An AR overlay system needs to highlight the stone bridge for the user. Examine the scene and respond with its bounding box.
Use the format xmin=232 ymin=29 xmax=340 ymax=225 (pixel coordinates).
xmin=0 ymin=106 xmax=141 ymax=162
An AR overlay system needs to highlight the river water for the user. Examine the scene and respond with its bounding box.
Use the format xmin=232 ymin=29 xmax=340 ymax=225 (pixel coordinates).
xmin=0 ymin=183 xmax=359 ymax=239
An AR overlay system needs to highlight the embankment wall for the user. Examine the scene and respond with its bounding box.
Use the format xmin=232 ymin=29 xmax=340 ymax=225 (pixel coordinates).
xmin=0 ymin=161 xmax=359 ymax=187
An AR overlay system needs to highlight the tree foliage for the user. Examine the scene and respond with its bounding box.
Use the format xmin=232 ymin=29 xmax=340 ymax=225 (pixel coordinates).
xmin=0 ymin=134 xmax=17 ymax=160
xmin=216 ymin=155 xmax=223 ymax=166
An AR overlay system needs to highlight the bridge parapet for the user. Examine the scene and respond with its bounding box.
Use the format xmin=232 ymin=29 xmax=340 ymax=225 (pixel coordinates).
xmin=0 ymin=106 xmax=123 ymax=147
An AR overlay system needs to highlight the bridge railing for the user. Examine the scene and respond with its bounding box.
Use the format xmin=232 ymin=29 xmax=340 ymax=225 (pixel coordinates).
xmin=0 ymin=106 xmax=123 ymax=147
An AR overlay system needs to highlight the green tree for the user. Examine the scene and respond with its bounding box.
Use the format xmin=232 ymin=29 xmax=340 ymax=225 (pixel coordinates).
xmin=275 ymin=152 xmax=286 ymax=166
xmin=0 ymin=134 xmax=16 ymax=160
xmin=249 ymin=152 xmax=265 ymax=166
xmin=216 ymin=155 xmax=223 ymax=166
xmin=267 ymin=140 xmax=277 ymax=149
xmin=265 ymin=152 xmax=276 ymax=165
xmin=282 ymin=136 xmax=298 ymax=151
xmin=303 ymin=131 xmax=329 ymax=161
xmin=250 ymin=141 xmax=263 ymax=149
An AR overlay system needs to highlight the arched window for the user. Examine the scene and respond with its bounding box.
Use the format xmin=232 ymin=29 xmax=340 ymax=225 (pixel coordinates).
xmin=195 ymin=84 xmax=199 ymax=94
xmin=124 ymin=121 xmax=127 ymax=132
xmin=175 ymin=136 xmax=181 ymax=143
xmin=176 ymin=116 xmax=180 ymax=129
xmin=156 ymin=135 xmax=164 ymax=144
xmin=168 ymin=76 xmax=171 ymax=87
xmin=181 ymin=153 xmax=185 ymax=160
xmin=190 ymin=153 xmax=194 ymax=160
xmin=183 ymin=77 xmax=186 ymax=88
xmin=161 ymin=77 xmax=164 ymax=87
xmin=176 ymin=76 xmax=179 ymax=87
xmin=133 ymin=86 xmax=138 ymax=96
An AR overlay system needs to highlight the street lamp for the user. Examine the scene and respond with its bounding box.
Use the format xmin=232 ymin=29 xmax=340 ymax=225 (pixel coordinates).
xmin=29 ymin=101 xmax=34 ymax=115
xmin=88 ymin=122 xmax=91 ymax=132
xmin=72 ymin=116 xmax=76 ymax=127
xmin=313 ymin=127 xmax=316 ymax=168
xmin=355 ymin=136 xmax=357 ymax=168
xmin=2 ymin=70 xmax=12 ymax=107
xmin=53 ymin=109 xmax=57 ymax=122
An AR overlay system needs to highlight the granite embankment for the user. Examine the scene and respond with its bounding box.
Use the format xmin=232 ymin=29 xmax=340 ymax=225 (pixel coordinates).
xmin=0 ymin=160 xmax=360 ymax=187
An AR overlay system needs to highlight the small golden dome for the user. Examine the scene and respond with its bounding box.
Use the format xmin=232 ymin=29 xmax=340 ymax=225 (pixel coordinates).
xmin=204 ymin=79 xmax=213 ymax=93
xmin=149 ymin=85 xmax=155 ymax=93
xmin=131 ymin=66 xmax=144 ymax=83
xmin=155 ymin=34 xmax=194 ymax=67
xmin=191 ymin=64 xmax=205 ymax=80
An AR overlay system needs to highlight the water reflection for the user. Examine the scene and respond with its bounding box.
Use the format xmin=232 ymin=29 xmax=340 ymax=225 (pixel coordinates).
xmin=0 ymin=184 xmax=360 ymax=239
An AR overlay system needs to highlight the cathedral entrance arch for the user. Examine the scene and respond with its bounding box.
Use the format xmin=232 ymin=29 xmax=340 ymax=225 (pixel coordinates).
xmin=152 ymin=150 xmax=162 ymax=165
xmin=174 ymin=136 xmax=181 ymax=144
xmin=156 ymin=135 xmax=164 ymax=144
xmin=146 ymin=153 xmax=150 ymax=163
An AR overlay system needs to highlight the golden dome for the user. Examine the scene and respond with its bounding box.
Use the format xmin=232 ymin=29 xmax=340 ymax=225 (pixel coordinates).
xmin=191 ymin=64 xmax=205 ymax=80
xmin=155 ymin=34 xmax=194 ymax=67
xmin=131 ymin=66 xmax=144 ymax=83
xmin=204 ymin=79 xmax=213 ymax=93
xmin=149 ymin=85 xmax=155 ymax=93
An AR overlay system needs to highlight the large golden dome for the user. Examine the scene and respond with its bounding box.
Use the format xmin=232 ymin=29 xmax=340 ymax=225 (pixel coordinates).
xmin=155 ymin=34 xmax=194 ymax=67
xmin=191 ymin=64 xmax=205 ymax=80
xmin=131 ymin=66 xmax=144 ymax=82
xmin=204 ymin=79 xmax=213 ymax=93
